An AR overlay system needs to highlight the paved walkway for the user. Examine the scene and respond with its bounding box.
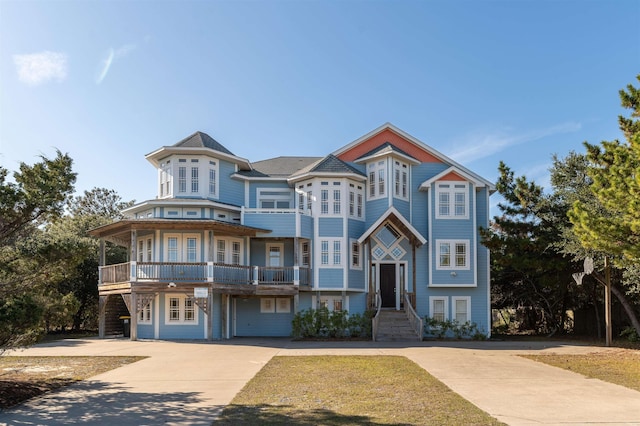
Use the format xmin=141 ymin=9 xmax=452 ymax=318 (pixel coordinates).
xmin=1 ymin=338 xmax=639 ymax=425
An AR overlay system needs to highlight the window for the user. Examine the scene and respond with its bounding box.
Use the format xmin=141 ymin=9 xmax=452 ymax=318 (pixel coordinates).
xmin=321 ymin=190 xmax=329 ymax=214
xmin=232 ymin=241 xmax=241 ymax=265
xmin=453 ymin=297 xmax=471 ymax=323
xmin=178 ymin=166 xmax=187 ymax=193
xmin=333 ymin=190 xmax=341 ymax=214
xmin=319 ymin=296 xmax=345 ymax=312
xmin=350 ymin=240 xmax=361 ymax=269
xmin=209 ymin=168 xmax=216 ymax=196
xmin=217 ymin=240 xmax=226 ymax=263
xmin=267 ymin=244 xmax=283 ymax=267
xmin=357 ymin=192 xmax=363 ymax=218
xmin=216 ymin=238 xmax=243 ymax=264
xmin=348 ymin=184 xmax=364 ymax=219
xmin=147 ymin=239 xmax=152 ymax=261
xmin=138 ymin=301 xmax=152 ymax=324
xmin=186 ymin=237 xmax=197 ymax=262
xmin=333 ymin=241 xmax=341 ymax=265
xmin=321 ymin=241 xmax=329 ymax=265
xmin=276 ymin=298 xmax=291 ymax=313
xmin=160 ymin=161 xmax=171 ymax=198
xmin=436 ymin=182 xmax=469 ymax=219
xmin=307 ymin=191 xmax=313 ymax=212
xmin=298 ymin=186 xmax=305 ymax=212
xmin=167 ymin=237 xmax=178 ymax=262
xmin=166 ymin=295 xmax=198 ymax=324
xmin=138 ymin=240 xmax=145 ymax=262
xmin=368 ymin=160 xmax=386 ymax=199
xmin=191 ymin=164 xmax=199 ymax=193
xmin=436 ymin=240 xmax=470 ymax=270
xmin=301 ymin=241 xmax=310 ymax=267
xmin=260 ymin=297 xmax=275 ymax=313
xmin=258 ymin=189 xmax=292 ymax=209
xmin=430 ymin=297 xmax=448 ymax=322
xmin=394 ymin=161 xmax=408 ymax=199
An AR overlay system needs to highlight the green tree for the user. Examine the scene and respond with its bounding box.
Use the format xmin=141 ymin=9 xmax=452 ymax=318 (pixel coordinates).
xmin=481 ymin=162 xmax=577 ymax=335
xmin=570 ymin=75 xmax=640 ymax=261
xmin=0 ymin=151 xmax=76 ymax=350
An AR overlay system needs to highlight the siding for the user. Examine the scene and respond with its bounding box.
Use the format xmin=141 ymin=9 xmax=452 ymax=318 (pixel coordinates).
xmin=318 ymin=268 xmax=344 ymax=288
xmin=233 ymin=297 xmax=293 ymax=336
xmin=244 ymin=213 xmax=296 ymax=237
xmin=157 ymin=293 xmax=206 ymax=339
xmin=300 ymin=214 xmax=314 ymax=239
xmin=318 ymin=218 xmax=343 ymax=237
xmin=365 ymin=198 xmax=389 ymax=228
xmin=219 ymin=160 xmax=244 ymax=206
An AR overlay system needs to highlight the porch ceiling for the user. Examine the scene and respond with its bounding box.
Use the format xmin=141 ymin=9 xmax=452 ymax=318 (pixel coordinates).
xmin=89 ymin=219 xmax=271 ymax=245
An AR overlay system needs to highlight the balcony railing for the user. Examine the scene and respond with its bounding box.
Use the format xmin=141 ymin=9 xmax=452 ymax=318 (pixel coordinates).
xmin=99 ymin=262 xmax=311 ymax=286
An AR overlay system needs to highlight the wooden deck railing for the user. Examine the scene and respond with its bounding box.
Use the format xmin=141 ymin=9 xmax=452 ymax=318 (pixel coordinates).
xmin=99 ymin=262 xmax=311 ymax=286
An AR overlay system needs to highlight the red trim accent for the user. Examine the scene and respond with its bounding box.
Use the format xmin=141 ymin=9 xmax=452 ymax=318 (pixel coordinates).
xmin=337 ymin=129 xmax=442 ymax=163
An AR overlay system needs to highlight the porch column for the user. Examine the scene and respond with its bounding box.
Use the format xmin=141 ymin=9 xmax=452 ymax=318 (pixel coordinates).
xmin=98 ymin=295 xmax=107 ymax=338
xmin=293 ymin=237 xmax=299 ymax=286
xmin=221 ymin=294 xmax=228 ymax=339
xmin=99 ymin=239 xmax=105 ymax=285
xmin=130 ymin=230 xmax=137 ymax=262
xmin=412 ymin=242 xmax=417 ymax=309
xmin=208 ymin=230 xmax=215 ymax=262
xmin=207 ymin=287 xmax=213 ymax=341
xmin=130 ymin=290 xmax=138 ymax=341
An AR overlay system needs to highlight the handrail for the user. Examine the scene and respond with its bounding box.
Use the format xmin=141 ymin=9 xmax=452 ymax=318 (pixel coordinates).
xmin=404 ymin=293 xmax=423 ymax=341
xmin=371 ymin=292 xmax=382 ymax=342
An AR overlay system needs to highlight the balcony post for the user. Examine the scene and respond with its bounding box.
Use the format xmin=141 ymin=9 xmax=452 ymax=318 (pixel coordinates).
xmin=293 ymin=266 xmax=300 ymax=286
xmin=252 ymin=266 xmax=259 ymax=285
xmin=130 ymin=261 xmax=137 ymax=282
xmin=207 ymin=262 xmax=214 ymax=283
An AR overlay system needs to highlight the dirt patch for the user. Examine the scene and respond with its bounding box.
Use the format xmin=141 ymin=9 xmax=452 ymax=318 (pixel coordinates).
xmin=0 ymin=356 xmax=145 ymax=409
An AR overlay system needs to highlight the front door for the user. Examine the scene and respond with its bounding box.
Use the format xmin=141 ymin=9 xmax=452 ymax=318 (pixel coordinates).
xmin=380 ymin=264 xmax=396 ymax=308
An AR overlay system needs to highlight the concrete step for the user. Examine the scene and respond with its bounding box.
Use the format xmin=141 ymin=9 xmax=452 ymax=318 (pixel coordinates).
xmin=375 ymin=310 xmax=421 ymax=342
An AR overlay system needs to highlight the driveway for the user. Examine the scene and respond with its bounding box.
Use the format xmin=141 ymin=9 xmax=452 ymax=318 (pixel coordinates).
xmin=1 ymin=338 xmax=639 ymax=425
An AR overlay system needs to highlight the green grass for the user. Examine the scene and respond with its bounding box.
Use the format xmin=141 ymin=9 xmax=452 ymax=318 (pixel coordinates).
xmin=217 ymin=356 xmax=503 ymax=425
xmin=522 ymin=350 xmax=640 ymax=392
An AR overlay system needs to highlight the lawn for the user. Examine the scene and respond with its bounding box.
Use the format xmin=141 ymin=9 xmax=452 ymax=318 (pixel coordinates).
xmin=217 ymin=355 xmax=504 ymax=425
xmin=0 ymin=356 xmax=145 ymax=409
xmin=522 ymin=349 xmax=640 ymax=392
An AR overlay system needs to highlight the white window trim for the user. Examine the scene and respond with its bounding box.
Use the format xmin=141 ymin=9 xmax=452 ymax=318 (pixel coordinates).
xmin=276 ymin=297 xmax=291 ymax=313
xmin=319 ymin=239 xmax=343 ymax=268
xmin=300 ymin=241 xmax=311 ymax=267
xmin=429 ymin=296 xmax=449 ymax=322
xmin=266 ymin=243 xmax=284 ymax=267
xmin=257 ymin=188 xmax=293 ymax=210
xmin=435 ymin=181 xmax=469 ymax=220
xmin=208 ymin=161 xmax=219 ymax=199
xmin=318 ymin=295 xmax=348 ymax=312
xmin=350 ymin=239 xmax=362 ymax=270
xmin=260 ymin=297 xmax=276 ymax=313
xmin=393 ymin=160 xmax=409 ymax=200
xmin=436 ymin=239 xmax=470 ymax=270
xmin=452 ymin=296 xmax=471 ymax=324
xmin=164 ymin=295 xmax=198 ymax=325
xmin=367 ymin=160 xmax=387 ymax=200
xmin=138 ymin=301 xmax=152 ymax=324
xmin=164 ymin=233 xmax=201 ymax=263
xmin=215 ymin=237 xmax=244 ymax=265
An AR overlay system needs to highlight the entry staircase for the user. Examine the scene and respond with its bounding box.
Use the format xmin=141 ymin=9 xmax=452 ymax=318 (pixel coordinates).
xmin=374 ymin=310 xmax=423 ymax=342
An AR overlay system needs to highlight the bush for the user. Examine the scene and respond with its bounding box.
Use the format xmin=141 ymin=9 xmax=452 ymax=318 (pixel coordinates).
xmin=424 ymin=316 xmax=486 ymax=340
xmin=620 ymin=326 xmax=639 ymax=342
xmin=292 ymin=307 xmax=372 ymax=339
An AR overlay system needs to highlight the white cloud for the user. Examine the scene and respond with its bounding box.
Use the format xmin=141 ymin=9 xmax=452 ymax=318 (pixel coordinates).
xmin=13 ymin=51 xmax=68 ymax=86
xmin=449 ymin=122 xmax=582 ymax=164
xmin=95 ymin=43 xmax=137 ymax=84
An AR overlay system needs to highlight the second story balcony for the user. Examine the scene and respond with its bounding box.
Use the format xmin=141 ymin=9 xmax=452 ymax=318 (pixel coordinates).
xmin=99 ymin=261 xmax=311 ymax=287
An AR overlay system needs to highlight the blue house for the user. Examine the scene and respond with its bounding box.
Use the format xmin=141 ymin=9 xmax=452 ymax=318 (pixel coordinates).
xmin=90 ymin=123 xmax=494 ymax=340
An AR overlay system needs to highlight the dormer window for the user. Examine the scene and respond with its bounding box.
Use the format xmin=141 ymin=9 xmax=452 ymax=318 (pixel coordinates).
xmin=160 ymin=161 xmax=172 ymax=198
xmin=393 ymin=160 xmax=408 ymax=200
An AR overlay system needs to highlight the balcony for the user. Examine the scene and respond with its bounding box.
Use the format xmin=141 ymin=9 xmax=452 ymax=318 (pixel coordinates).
xmin=99 ymin=262 xmax=311 ymax=287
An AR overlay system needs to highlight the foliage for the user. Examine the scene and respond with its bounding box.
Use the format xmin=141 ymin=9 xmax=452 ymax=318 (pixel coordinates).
xmin=423 ymin=316 xmax=486 ymax=340
xmin=570 ymin=75 xmax=640 ymax=263
xmin=0 ymin=152 xmax=76 ymax=351
xmin=291 ymin=307 xmax=372 ymax=339
xmin=480 ymin=161 xmax=578 ymax=335
xmin=620 ymin=326 xmax=639 ymax=342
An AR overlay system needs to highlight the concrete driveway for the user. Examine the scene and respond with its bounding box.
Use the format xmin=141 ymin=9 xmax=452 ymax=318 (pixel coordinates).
xmin=1 ymin=338 xmax=639 ymax=425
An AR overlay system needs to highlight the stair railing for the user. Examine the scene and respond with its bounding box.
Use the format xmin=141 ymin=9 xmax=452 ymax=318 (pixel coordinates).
xmin=371 ymin=292 xmax=382 ymax=342
xmin=404 ymin=293 xmax=423 ymax=341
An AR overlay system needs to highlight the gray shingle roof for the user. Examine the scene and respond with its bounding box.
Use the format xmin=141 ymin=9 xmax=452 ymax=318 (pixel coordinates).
xmin=174 ymin=131 xmax=235 ymax=156
xmin=292 ymin=154 xmax=365 ymax=177
xmin=251 ymin=156 xmax=322 ymax=177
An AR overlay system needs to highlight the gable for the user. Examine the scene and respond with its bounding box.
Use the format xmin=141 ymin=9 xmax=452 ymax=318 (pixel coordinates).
xmin=336 ymin=128 xmax=442 ymax=163
xmin=438 ymin=171 xmax=467 ymax=182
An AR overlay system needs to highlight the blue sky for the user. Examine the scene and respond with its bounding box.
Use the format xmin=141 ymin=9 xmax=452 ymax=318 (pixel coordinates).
xmin=1 ymin=0 xmax=639 ymax=216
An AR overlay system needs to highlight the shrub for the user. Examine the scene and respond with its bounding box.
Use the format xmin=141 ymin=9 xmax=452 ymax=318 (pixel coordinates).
xmin=292 ymin=307 xmax=372 ymax=339
xmin=424 ymin=316 xmax=486 ymax=340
